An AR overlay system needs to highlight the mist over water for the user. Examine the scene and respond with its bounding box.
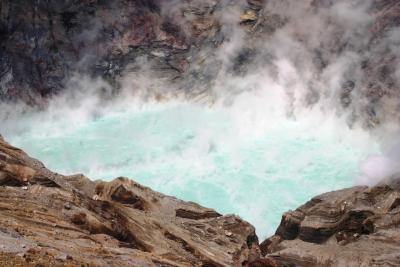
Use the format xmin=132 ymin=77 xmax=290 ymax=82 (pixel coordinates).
xmin=1 ymin=90 xmax=378 ymax=238
xmin=2 ymin=0 xmax=399 ymax=239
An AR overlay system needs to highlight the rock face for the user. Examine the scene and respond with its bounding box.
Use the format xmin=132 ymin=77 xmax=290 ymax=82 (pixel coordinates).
xmin=2 ymin=137 xmax=400 ymax=266
xmin=0 ymin=0 xmax=262 ymax=103
xmin=1 ymin=0 xmax=400 ymax=127
xmin=260 ymin=183 xmax=400 ymax=266
xmin=0 ymin=136 xmax=260 ymax=266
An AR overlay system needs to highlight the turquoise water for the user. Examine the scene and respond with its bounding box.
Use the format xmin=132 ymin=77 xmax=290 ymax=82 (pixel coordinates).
xmin=2 ymin=102 xmax=376 ymax=238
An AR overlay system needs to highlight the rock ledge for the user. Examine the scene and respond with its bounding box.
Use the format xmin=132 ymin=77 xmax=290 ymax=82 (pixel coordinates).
xmin=1 ymin=135 xmax=400 ymax=267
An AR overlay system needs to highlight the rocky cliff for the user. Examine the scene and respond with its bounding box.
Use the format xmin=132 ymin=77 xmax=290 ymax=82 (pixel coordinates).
xmin=0 ymin=0 xmax=265 ymax=103
xmin=260 ymin=183 xmax=400 ymax=266
xmin=0 ymin=135 xmax=261 ymax=267
xmin=1 ymin=135 xmax=400 ymax=266
xmin=1 ymin=0 xmax=400 ymax=127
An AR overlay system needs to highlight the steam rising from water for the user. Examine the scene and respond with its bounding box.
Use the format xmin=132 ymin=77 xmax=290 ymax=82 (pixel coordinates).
xmin=1 ymin=0 xmax=399 ymax=238
xmin=1 ymin=87 xmax=378 ymax=238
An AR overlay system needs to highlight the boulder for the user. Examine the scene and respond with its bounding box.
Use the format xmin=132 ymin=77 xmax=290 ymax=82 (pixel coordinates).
xmin=260 ymin=183 xmax=400 ymax=266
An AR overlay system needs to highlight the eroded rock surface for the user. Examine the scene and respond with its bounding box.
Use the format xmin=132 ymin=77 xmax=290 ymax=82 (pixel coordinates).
xmin=260 ymin=183 xmax=400 ymax=266
xmin=2 ymin=134 xmax=400 ymax=266
xmin=1 ymin=0 xmax=400 ymax=127
xmin=0 ymin=136 xmax=260 ymax=266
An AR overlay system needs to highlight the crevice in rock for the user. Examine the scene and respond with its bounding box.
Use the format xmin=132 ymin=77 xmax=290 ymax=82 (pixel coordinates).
xmin=275 ymin=211 xmax=303 ymax=240
xmin=110 ymin=184 xmax=146 ymax=210
xmin=176 ymin=208 xmax=221 ymax=220
xmin=152 ymin=259 xmax=181 ymax=267
xmin=201 ymin=262 xmax=220 ymax=267
xmin=164 ymin=231 xmax=196 ymax=255
xmin=0 ymin=174 xmax=25 ymax=187
xmin=71 ymin=200 xmax=151 ymax=252
xmin=31 ymin=176 xmax=60 ymax=187
xmin=246 ymin=233 xmax=259 ymax=248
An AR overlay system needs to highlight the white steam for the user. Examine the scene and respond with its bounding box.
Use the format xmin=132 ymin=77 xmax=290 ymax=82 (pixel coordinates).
xmin=1 ymin=0 xmax=400 ymax=187
xmin=358 ymin=142 xmax=400 ymax=186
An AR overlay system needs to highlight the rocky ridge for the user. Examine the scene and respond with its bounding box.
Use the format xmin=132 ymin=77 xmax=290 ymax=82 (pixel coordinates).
xmin=261 ymin=184 xmax=400 ymax=266
xmin=1 ymin=136 xmax=400 ymax=266
xmin=0 ymin=135 xmax=259 ymax=267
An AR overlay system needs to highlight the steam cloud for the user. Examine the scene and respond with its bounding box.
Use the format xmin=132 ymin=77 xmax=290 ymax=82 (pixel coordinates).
xmin=1 ymin=0 xmax=400 ymax=186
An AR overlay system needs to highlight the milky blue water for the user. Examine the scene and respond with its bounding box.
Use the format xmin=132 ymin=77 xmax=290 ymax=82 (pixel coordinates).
xmin=2 ymin=102 xmax=376 ymax=238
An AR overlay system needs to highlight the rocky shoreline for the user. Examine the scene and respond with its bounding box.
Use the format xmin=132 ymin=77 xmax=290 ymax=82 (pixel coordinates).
xmin=0 ymin=136 xmax=257 ymax=266
xmin=1 ymin=136 xmax=400 ymax=266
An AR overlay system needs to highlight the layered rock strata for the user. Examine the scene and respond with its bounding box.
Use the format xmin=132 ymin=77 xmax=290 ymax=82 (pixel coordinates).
xmin=0 ymin=136 xmax=259 ymax=267
xmin=260 ymin=182 xmax=400 ymax=266
xmin=1 ymin=137 xmax=400 ymax=266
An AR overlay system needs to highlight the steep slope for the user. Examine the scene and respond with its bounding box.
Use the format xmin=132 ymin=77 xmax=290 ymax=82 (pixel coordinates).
xmin=0 ymin=0 xmax=262 ymax=102
xmin=259 ymin=181 xmax=400 ymax=266
xmin=1 ymin=0 xmax=400 ymax=128
xmin=0 ymin=135 xmax=259 ymax=267
xmin=1 ymin=138 xmax=400 ymax=266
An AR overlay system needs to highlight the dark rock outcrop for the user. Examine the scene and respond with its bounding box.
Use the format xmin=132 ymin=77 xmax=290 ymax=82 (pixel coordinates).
xmin=0 ymin=136 xmax=260 ymax=266
xmin=260 ymin=183 xmax=400 ymax=266
xmin=1 ymin=0 xmax=400 ymax=128
xmin=0 ymin=0 xmax=245 ymax=103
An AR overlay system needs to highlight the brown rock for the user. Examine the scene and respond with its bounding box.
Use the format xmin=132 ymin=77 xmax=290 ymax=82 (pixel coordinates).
xmin=0 ymin=138 xmax=259 ymax=266
xmin=260 ymin=183 xmax=400 ymax=266
xmin=176 ymin=208 xmax=221 ymax=220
